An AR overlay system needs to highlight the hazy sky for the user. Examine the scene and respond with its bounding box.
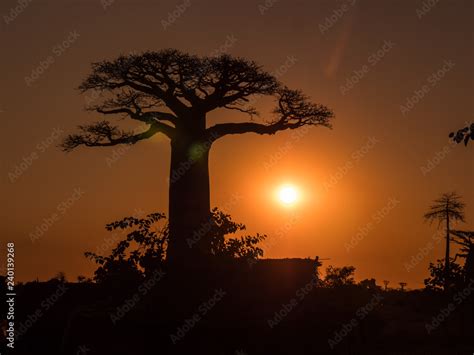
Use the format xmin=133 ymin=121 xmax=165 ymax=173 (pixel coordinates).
xmin=1 ymin=0 xmax=472 ymax=287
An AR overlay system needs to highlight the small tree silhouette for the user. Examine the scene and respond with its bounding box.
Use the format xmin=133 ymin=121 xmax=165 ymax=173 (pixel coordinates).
xmin=382 ymin=280 xmax=390 ymax=291
xmin=323 ymin=265 xmax=355 ymax=288
xmin=398 ymin=282 xmax=407 ymax=291
xmin=62 ymin=49 xmax=334 ymax=266
xmin=424 ymin=192 xmax=465 ymax=290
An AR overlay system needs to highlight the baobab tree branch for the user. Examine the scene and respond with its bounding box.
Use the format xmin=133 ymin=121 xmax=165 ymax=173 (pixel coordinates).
xmin=61 ymin=120 xmax=174 ymax=152
xmin=206 ymin=88 xmax=333 ymax=140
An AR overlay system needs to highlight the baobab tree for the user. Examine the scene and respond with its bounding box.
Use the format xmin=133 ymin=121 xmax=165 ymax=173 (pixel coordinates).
xmin=61 ymin=49 xmax=334 ymax=266
xmin=424 ymin=192 xmax=465 ymax=290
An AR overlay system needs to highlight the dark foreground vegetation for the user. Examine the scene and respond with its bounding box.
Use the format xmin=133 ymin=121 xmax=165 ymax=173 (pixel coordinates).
xmin=1 ymin=263 xmax=474 ymax=355
xmin=2 ymin=209 xmax=474 ymax=355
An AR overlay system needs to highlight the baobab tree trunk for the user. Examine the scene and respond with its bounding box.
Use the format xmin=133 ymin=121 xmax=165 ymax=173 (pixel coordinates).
xmin=166 ymin=134 xmax=213 ymax=266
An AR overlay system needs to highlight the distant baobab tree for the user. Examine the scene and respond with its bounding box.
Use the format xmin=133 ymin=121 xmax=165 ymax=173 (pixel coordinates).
xmin=382 ymin=280 xmax=389 ymax=291
xmin=399 ymin=282 xmax=407 ymax=291
xmin=61 ymin=49 xmax=334 ymax=265
xmin=424 ymin=192 xmax=465 ymax=290
xmin=450 ymin=123 xmax=473 ymax=146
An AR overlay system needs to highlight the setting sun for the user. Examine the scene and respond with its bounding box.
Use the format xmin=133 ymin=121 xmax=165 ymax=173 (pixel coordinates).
xmin=277 ymin=184 xmax=300 ymax=206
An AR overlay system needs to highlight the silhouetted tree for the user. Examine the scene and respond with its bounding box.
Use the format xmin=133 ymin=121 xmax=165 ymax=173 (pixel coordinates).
xmin=382 ymin=280 xmax=390 ymax=291
xmin=398 ymin=282 xmax=407 ymax=291
xmin=450 ymin=123 xmax=473 ymax=146
xmin=85 ymin=209 xmax=266 ymax=283
xmin=62 ymin=49 xmax=334 ymax=266
xmin=451 ymin=230 xmax=474 ymax=284
xmin=424 ymin=192 xmax=465 ymax=290
xmin=323 ymin=265 xmax=355 ymax=287
xmin=424 ymin=258 xmax=465 ymax=291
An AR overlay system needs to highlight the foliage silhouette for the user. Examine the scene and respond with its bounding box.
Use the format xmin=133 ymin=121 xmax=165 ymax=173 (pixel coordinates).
xmin=424 ymin=192 xmax=465 ymax=290
xmin=449 ymin=123 xmax=474 ymax=146
xmin=451 ymin=230 xmax=474 ymax=283
xmin=322 ymin=265 xmax=356 ymax=288
xmin=85 ymin=208 xmax=266 ymax=283
xmin=424 ymin=258 xmax=465 ymax=291
xmin=62 ymin=49 xmax=334 ymax=265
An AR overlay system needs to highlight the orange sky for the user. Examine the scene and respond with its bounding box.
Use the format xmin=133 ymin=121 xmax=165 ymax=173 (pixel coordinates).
xmin=1 ymin=0 xmax=473 ymax=288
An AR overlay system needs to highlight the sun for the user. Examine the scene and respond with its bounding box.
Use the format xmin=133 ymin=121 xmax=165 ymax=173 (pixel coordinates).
xmin=277 ymin=184 xmax=300 ymax=206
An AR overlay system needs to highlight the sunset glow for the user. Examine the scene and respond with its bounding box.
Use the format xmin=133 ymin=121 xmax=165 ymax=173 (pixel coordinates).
xmin=277 ymin=184 xmax=300 ymax=206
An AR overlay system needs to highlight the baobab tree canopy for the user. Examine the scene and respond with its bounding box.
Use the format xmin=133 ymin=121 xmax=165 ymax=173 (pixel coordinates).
xmin=62 ymin=49 xmax=334 ymax=266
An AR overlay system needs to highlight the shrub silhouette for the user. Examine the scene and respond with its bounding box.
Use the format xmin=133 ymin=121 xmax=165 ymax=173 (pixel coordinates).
xmin=85 ymin=208 xmax=266 ymax=283
xmin=322 ymin=265 xmax=356 ymax=288
xmin=424 ymin=258 xmax=465 ymax=291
